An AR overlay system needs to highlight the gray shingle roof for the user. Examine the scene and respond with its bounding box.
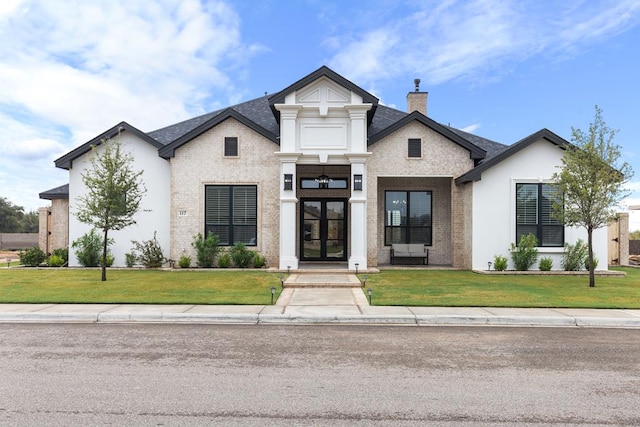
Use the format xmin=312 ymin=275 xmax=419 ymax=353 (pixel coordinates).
xmin=56 ymin=66 xmax=521 ymax=181
xmin=39 ymin=183 xmax=69 ymax=200
xmin=447 ymin=127 xmax=509 ymax=161
xmin=147 ymin=96 xmax=280 ymax=145
xmin=455 ymin=128 xmax=569 ymax=184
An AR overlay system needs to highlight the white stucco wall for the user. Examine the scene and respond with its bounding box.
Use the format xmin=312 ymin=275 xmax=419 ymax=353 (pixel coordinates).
xmin=471 ymin=139 xmax=607 ymax=271
xmin=67 ymin=133 xmax=170 ymax=267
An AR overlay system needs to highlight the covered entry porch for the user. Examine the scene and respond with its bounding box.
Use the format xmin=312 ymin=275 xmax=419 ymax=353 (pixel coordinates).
xmin=374 ymin=176 xmax=460 ymax=267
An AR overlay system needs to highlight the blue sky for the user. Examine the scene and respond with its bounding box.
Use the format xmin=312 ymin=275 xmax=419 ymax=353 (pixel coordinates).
xmin=1 ymin=0 xmax=639 ymax=230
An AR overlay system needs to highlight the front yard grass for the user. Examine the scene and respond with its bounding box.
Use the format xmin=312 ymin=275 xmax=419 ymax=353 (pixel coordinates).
xmin=364 ymin=267 xmax=640 ymax=308
xmin=0 ymin=269 xmax=280 ymax=305
xmin=0 ymin=267 xmax=638 ymax=308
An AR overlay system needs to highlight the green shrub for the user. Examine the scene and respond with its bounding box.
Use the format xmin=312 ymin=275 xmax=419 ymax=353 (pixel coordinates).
xmin=19 ymin=247 xmax=47 ymax=267
xmin=230 ymin=243 xmax=254 ymax=268
xmin=510 ymin=233 xmax=539 ymax=271
xmin=48 ymin=254 xmax=65 ymax=267
xmin=125 ymin=252 xmax=136 ymax=268
xmin=539 ymin=257 xmax=553 ymax=271
xmin=493 ymin=255 xmax=508 ymax=271
xmin=191 ymin=232 xmax=221 ymax=268
xmin=584 ymin=254 xmax=599 ymax=270
xmin=178 ymin=254 xmax=191 ymax=268
xmin=100 ymin=253 xmax=115 ymax=267
xmin=131 ymin=232 xmax=165 ymax=268
xmin=562 ymin=239 xmax=588 ymax=271
xmin=252 ymin=253 xmax=266 ymax=268
xmin=51 ymin=248 xmax=69 ymax=264
xmin=72 ymin=229 xmax=112 ymax=267
xmin=217 ymin=252 xmax=231 ymax=268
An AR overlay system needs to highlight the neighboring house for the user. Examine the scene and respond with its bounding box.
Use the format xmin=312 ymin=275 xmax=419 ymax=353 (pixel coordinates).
xmin=42 ymin=66 xmax=607 ymax=270
xmin=38 ymin=183 xmax=69 ymax=255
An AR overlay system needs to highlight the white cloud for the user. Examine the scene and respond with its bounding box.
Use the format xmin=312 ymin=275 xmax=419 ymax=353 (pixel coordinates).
xmin=0 ymin=0 xmax=260 ymax=138
xmin=326 ymin=0 xmax=640 ymax=89
xmin=461 ymin=123 xmax=481 ymax=133
xmin=0 ymin=0 xmax=262 ymax=212
xmin=0 ymin=0 xmax=24 ymax=20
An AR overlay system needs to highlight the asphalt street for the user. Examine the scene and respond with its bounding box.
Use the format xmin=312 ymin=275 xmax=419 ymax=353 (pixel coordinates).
xmin=1 ymin=324 xmax=639 ymax=426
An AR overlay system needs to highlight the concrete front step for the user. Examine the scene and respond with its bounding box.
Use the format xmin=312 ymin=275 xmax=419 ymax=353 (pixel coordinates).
xmin=283 ymin=273 xmax=362 ymax=288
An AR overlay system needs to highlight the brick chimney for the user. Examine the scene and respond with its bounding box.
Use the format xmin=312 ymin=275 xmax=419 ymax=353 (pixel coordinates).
xmin=407 ymin=78 xmax=428 ymax=115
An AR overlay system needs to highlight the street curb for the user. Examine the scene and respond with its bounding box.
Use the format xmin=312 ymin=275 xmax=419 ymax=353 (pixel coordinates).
xmin=2 ymin=311 xmax=640 ymax=328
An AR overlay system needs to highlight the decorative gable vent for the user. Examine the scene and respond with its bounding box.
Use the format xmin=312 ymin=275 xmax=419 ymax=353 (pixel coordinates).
xmin=408 ymin=138 xmax=422 ymax=158
xmin=224 ymin=137 xmax=238 ymax=157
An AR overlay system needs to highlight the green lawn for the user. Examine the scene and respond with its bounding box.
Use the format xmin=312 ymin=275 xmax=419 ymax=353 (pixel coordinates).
xmin=0 ymin=269 xmax=281 ymax=305
xmin=361 ymin=267 xmax=640 ymax=308
xmin=1 ymin=267 xmax=638 ymax=308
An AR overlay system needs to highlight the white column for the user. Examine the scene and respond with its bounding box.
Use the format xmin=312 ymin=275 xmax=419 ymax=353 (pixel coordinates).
xmin=274 ymin=103 xmax=302 ymax=271
xmin=348 ymin=158 xmax=369 ymax=271
xmin=279 ymin=160 xmax=298 ymax=270
xmin=346 ymin=105 xmax=372 ymax=272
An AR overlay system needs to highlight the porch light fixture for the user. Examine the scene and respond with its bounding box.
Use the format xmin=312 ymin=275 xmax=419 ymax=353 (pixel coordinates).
xmin=367 ymin=288 xmax=373 ymax=305
xmin=316 ymin=174 xmax=331 ymax=189
xmin=353 ymin=174 xmax=363 ymax=191
xmin=270 ymin=286 xmax=276 ymax=304
xmin=284 ymin=174 xmax=293 ymax=191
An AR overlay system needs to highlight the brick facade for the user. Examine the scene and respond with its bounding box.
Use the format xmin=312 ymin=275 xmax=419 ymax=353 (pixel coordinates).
xmin=169 ymin=118 xmax=280 ymax=266
xmin=367 ymin=121 xmax=475 ymax=267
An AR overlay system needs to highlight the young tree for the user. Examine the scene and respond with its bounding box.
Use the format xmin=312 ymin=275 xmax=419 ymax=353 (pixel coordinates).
xmin=552 ymin=106 xmax=633 ymax=287
xmin=75 ymin=138 xmax=146 ymax=281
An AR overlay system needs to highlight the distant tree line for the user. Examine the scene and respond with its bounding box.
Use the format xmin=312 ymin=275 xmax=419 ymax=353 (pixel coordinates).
xmin=0 ymin=197 xmax=39 ymax=233
xmin=630 ymin=230 xmax=640 ymax=240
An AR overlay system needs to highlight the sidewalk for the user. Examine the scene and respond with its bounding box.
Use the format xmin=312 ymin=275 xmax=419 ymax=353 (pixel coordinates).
xmin=1 ymin=297 xmax=639 ymax=327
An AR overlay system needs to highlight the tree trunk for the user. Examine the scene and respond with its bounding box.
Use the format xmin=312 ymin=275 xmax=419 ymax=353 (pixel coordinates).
xmin=587 ymin=227 xmax=595 ymax=288
xmin=102 ymin=228 xmax=108 ymax=282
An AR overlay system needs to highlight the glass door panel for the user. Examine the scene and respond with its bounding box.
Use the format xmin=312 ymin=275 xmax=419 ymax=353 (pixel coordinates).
xmin=301 ymin=199 xmax=347 ymax=261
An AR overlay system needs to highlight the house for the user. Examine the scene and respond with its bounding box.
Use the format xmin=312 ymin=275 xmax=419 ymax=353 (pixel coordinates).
xmin=41 ymin=66 xmax=608 ymax=271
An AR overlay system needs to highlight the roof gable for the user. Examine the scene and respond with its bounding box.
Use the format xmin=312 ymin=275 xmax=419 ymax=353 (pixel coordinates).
xmin=368 ymin=111 xmax=487 ymax=160
xmin=455 ymin=128 xmax=569 ymax=184
xmin=268 ymin=66 xmax=379 ymax=124
xmin=158 ymin=108 xmax=278 ymax=159
xmin=54 ymin=122 xmax=163 ymax=170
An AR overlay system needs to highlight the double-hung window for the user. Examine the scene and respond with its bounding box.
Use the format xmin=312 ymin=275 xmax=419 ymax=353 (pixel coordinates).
xmin=516 ymin=183 xmax=563 ymax=247
xmin=385 ymin=191 xmax=432 ymax=245
xmin=205 ymin=185 xmax=257 ymax=246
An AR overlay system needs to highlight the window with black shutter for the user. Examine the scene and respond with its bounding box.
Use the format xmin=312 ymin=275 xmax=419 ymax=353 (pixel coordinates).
xmin=205 ymin=185 xmax=257 ymax=246
xmin=224 ymin=137 xmax=238 ymax=157
xmin=515 ymin=183 xmax=564 ymax=247
xmin=408 ymin=138 xmax=421 ymax=158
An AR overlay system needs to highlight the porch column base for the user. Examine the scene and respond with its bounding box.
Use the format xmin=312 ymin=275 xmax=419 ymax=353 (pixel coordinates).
xmin=279 ymin=257 xmax=299 ymax=272
xmin=349 ymin=257 xmax=367 ymax=272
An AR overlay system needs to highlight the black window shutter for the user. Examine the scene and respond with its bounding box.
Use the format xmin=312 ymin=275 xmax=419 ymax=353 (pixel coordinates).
xmin=408 ymin=139 xmax=421 ymax=157
xmin=224 ymin=137 xmax=238 ymax=157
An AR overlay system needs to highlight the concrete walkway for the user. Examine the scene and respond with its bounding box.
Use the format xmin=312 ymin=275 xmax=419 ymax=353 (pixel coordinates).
xmin=1 ymin=273 xmax=639 ymax=327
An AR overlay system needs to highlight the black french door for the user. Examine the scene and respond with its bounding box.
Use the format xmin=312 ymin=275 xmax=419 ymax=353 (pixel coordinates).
xmin=301 ymin=199 xmax=347 ymax=261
